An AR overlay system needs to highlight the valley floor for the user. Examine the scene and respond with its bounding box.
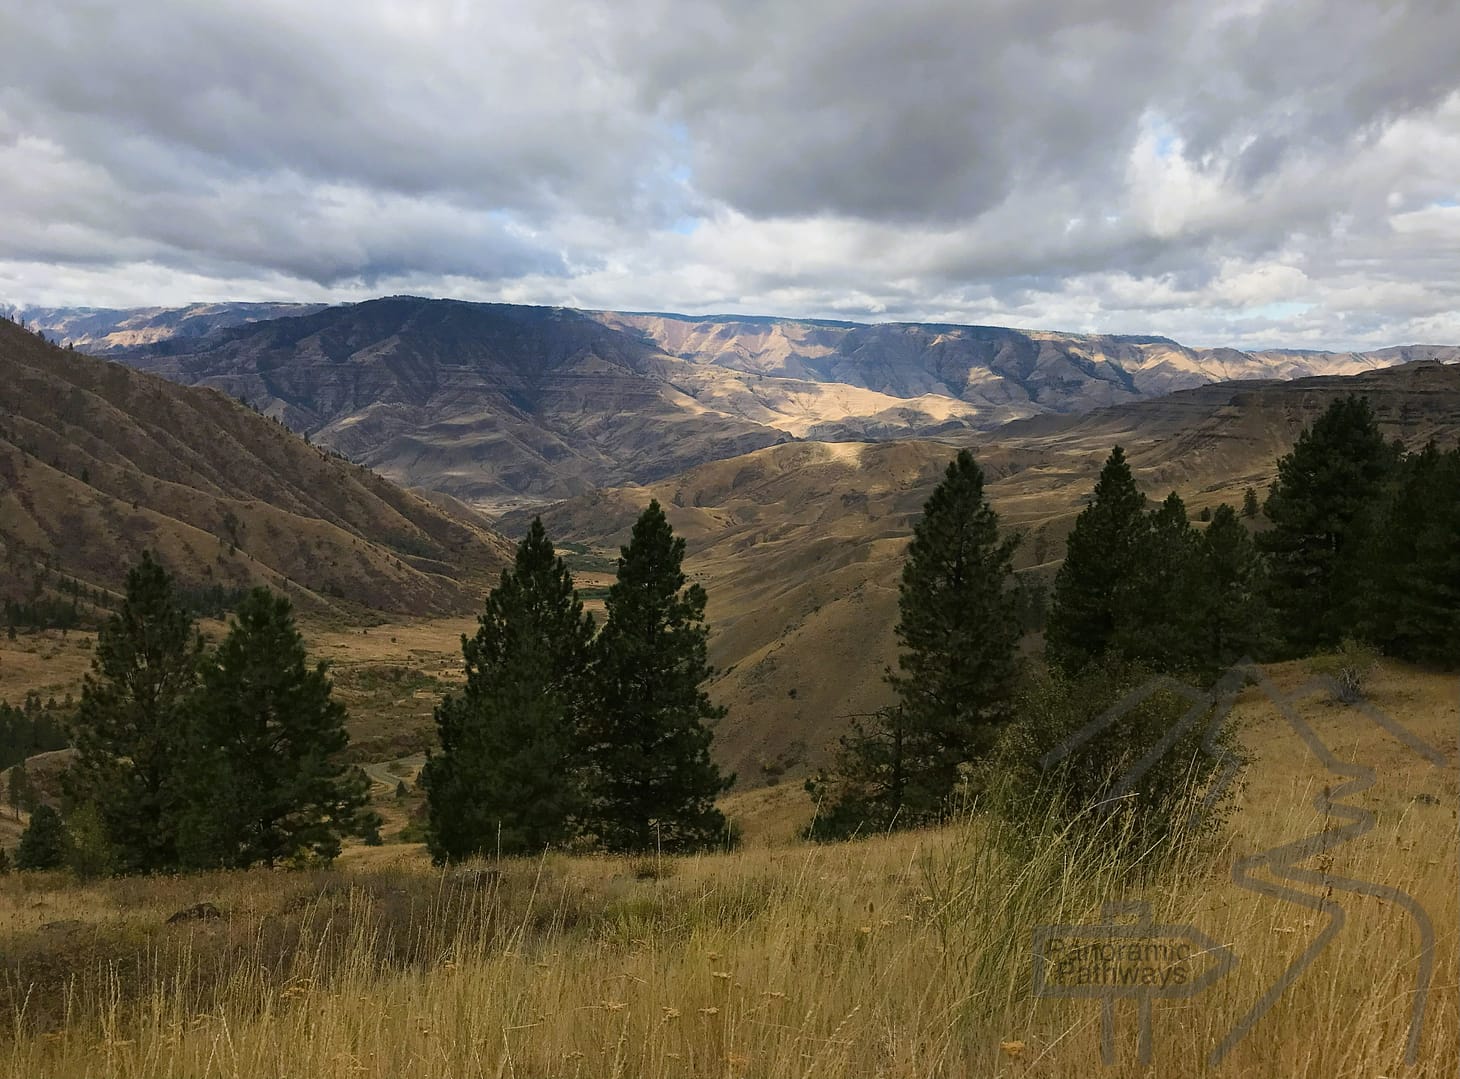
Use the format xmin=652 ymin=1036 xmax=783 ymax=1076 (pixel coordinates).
xmin=0 ymin=660 xmax=1456 ymax=1078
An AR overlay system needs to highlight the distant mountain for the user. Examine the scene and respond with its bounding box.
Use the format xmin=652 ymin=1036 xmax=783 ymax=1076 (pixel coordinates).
xmin=11 ymin=301 xmax=327 ymax=353
xmin=509 ymin=358 xmax=1460 ymax=784
xmin=0 ymin=316 xmax=510 ymax=619
xmin=598 ymin=311 xmax=1459 ymax=422
xmin=107 ymin=297 xmax=793 ymax=514
xmin=28 ymin=297 xmax=1460 ymax=513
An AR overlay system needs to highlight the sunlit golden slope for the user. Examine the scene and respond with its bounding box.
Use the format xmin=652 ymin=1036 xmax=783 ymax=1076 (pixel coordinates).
xmin=511 ymin=360 xmax=1460 ymax=784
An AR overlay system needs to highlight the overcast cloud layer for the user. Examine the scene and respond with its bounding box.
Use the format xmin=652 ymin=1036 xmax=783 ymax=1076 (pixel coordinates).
xmin=1 ymin=0 xmax=1457 ymax=349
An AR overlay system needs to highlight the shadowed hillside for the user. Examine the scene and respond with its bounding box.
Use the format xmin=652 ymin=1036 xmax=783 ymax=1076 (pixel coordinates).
xmin=0 ymin=318 xmax=511 ymax=620
xmin=111 ymin=297 xmax=792 ymax=514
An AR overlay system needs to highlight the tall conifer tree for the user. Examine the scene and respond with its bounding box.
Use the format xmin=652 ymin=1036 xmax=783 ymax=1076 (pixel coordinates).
xmin=1200 ymin=502 xmax=1272 ymax=667
xmin=1259 ymin=396 xmax=1394 ymax=654
xmin=1356 ymin=443 xmax=1460 ymax=665
xmin=584 ymin=502 xmax=731 ymax=853
xmin=68 ymin=552 xmax=201 ymax=874
xmin=1112 ymin=491 xmax=1206 ymax=672
xmin=1046 ymin=447 xmax=1148 ymax=673
xmin=186 ymin=588 xmax=371 ymax=868
xmin=807 ymin=450 xmax=1020 ymax=836
xmin=422 ymin=518 xmax=595 ymax=861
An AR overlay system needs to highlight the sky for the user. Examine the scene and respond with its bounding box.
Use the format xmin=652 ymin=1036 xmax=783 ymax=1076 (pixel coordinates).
xmin=1 ymin=0 xmax=1457 ymax=350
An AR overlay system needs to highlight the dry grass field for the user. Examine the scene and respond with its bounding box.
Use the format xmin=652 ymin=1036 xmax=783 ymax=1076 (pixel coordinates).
xmin=1 ymin=659 xmax=1454 ymax=1079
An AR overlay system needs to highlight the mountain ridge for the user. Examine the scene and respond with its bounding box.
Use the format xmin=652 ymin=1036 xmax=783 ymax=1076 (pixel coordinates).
xmin=18 ymin=297 xmax=1460 ymax=514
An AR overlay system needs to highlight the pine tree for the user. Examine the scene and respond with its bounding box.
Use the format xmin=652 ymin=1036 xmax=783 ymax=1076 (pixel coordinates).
xmin=0 ymin=845 xmax=11 ymax=874
xmin=1200 ymin=503 xmax=1272 ymax=667
xmin=16 ymin=804 xmax=67 ymax=870
xmin=7 ymin=761 xmax=33 ymax=819
xmin=185 ymin=588 xmax=370 ymax=868
xmin=1242 ymin=487 xmax=1260 ymax=519
xmin=1356 ymin=444 xmax=1460 ymax=666
xmin=805 ymin=707 xmax=910 ymax=838
xmin=1111 ymin=492 xmax=1206 ymax=673
xmin=67 ymin=552 xmax=202 ymax=874
xmin=1046 ymin=447 xmax=1148 ymax=673
xmin=807 ymin=450 xmax=1021 ymax=836
xmin=584 ymin=501 xmax=732 ymax=853
xmin=1258 ymin=396 xmax=1394 ymax=654
xmin=422 ymin=518 xmax=595 ymax=862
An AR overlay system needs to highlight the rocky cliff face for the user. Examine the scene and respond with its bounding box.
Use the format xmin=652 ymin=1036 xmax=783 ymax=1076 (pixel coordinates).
xmin=31 ymin=298 xmax=1460 ymax=514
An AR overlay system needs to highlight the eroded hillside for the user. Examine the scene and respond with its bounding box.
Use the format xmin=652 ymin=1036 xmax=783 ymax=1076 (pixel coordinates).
xmin=0 ymin=318 xmax=511 ymax=619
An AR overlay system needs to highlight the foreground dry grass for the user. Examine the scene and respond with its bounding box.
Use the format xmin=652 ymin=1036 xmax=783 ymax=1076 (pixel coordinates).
xmin=1 ymin=663 xmax=1456 ymax=1078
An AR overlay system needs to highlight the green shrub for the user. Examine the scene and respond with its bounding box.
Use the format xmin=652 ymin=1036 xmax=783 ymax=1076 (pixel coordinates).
xmin=65 ymin=803 xmax=116 ymax=879
xmin=980 ymin=662 xmax=1245 ymax=859
xmin=1310 ymin=637 xmax=1378 ymax=704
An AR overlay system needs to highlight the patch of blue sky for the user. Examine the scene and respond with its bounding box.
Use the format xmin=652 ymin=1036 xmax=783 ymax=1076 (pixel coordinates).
xmin=1243 ymin=301 xmax=1313 ymax=320
xmin=1142 ymin=112 xmax=1181 ymax=160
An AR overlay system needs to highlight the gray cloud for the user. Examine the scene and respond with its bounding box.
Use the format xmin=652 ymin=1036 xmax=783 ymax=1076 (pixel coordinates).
xmin=0 ymin=0 xmax=1457 ymax=350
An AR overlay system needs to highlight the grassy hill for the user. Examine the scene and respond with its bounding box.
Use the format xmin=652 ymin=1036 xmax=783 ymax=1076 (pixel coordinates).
xmin=1 ymin=657 xmax=1453 ymax=1078
xmin=0 ymin=317 xmax=511 ymax=622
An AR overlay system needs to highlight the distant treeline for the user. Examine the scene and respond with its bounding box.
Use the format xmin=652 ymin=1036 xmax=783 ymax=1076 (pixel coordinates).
xmin=3 ymin=570 xmax=252 ymax=633
xmin=0 ymin=693 xmax=71 ymax=773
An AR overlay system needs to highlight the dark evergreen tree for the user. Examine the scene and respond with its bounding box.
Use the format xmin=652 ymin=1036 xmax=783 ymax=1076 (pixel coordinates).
xmin=1356 ymin=443 xmax=1460 ymax=666
xmin=1199 ymin=503 xmax=1273 ymax=667
xmin=1046 ymin=447 xmax=1148 ymax=673
xmin=1258 ymin=396 xmax=1394 ymax=654
xmin=807 ymin=450 xmax=1021 ymax=836
xmin=1111 ymin=492 xmax=1206 ymax=673
xmin=0 ymin=695 xmax=69 ymax=772
xmin=7 ymin=761 xmax=33 ymax=819
xmin=1242 ymin=487 xmax=1261 ymax=519
xmin=16 ymin=804 xmax=67 ymax=870
xmin=805 ymin=707 xmax=910 ymax=838
xmin=67 ymin=552 xmax=202 ymax=874
xmin=584 ymin=502 xmax=732 ymax=853
xmin=0 ymin=845 xmax=10 ymax=874
xmin=422 ymin=519 xmax=595 ymax=862
xmin=185 ymin=588 xmax=371 ymax=868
